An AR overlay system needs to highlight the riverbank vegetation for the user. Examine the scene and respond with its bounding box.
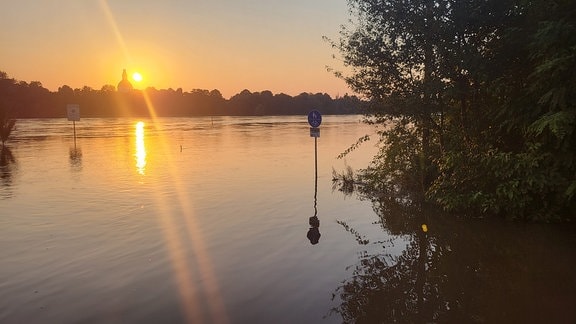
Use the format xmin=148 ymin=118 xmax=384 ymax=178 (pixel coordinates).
xmin=331 ymin=0 xmax=575 ymax=221
xmin=0 ymin=71 xmax=361 ymax=118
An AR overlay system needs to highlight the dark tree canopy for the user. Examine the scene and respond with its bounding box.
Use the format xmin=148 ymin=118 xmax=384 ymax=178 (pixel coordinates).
xmin=331 ymin=0 xmax=576 ymax=221
xmin=0 ymin=72 xmax=362 ymax=118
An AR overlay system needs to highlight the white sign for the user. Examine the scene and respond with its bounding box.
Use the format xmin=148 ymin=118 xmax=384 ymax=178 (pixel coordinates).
xmin=67 ymin=104 xmax=80 ymax=121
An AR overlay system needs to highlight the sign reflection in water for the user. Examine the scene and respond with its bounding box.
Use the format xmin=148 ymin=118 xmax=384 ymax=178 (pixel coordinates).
xmin=3 ymin=117 xmax=573 ymax=323
xmin=135 ymin=121 xmax=147 ymax=175
xmin=0 ymin=116 xmax=380 ymax=324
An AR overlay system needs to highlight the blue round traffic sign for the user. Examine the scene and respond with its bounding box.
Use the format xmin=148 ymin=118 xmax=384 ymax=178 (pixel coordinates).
xmin=308 ymin=110 xmax=322 ymax=128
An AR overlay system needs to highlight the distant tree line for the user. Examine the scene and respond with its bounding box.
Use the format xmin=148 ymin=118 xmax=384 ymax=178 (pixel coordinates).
xmin=331 ymin=0 xmax=575 ymax=221
xmin=0 ymin=71 xmax=361 ymax=118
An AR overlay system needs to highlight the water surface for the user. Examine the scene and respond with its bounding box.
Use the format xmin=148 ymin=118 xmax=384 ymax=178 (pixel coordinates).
xmin=1 ymin=115 xmax=575 ymax=323
xmin=1 ymin=115 xmax=384 ymax=323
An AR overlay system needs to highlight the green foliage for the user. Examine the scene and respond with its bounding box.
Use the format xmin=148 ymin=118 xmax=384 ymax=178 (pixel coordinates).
xmin=332 ymin=165 xmax=357 ymax=195
xmin=430 ymin=142 xmax=573 ymax=221
xmin=338 ymin=116 xmax=427 ymax=205
xmin=335 ymin=0 xmax=576 ymax=221
xmin=529 ymin=111 xmax=575 ymax=141
xmin=337 ymin=134 xmax=370 ymax=159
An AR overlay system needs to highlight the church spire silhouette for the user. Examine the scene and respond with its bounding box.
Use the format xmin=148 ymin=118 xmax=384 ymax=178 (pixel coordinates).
xmin=117 ymin=69 xmax=133 ymax=92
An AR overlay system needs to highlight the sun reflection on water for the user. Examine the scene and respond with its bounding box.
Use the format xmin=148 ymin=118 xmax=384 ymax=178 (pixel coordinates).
xmin=135 ymin=121 xmax=146 ymax=175
xmin=101 ymin=0 xmax=229 ymax=316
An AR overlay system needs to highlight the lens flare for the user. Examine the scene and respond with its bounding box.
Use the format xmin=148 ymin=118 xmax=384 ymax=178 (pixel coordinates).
xmin=101 ymin=2 xmax=229 ymax=321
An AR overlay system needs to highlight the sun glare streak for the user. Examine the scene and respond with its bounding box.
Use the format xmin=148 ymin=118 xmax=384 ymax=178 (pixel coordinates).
xmin=100 ymin=1 xmax=229 ymax=322
xmin=155 ymin=202 xmax=204 ymax=323
xmin=99 ymin=0 xmax=132 ymax=64
xmin=135 ymin=121 xmax=146 ymax=174
xmin=141 ymin=94 xmax=230 ymax=324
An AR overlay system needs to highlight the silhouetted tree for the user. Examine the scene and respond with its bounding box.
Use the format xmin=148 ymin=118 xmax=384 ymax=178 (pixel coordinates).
xmin=0 ymin=71 xmax=362 ymax=118
xmin=100 ymin=84 xmax=116 ymax=92
xmin=332 ymin=0 xmax=576 ymax=220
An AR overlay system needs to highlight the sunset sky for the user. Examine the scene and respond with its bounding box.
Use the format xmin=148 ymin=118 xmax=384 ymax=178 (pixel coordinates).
xmin=0 ymin=0 xmax=352 ymax=99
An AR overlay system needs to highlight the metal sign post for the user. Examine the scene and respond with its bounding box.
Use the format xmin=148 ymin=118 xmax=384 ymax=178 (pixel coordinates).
xmin=307 ymin=110 xmax=322 ymax=245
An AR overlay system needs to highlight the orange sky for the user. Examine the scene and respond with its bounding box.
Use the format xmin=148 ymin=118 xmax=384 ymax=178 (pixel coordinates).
xmin=0 ymin=0 xmax=352 ymax=99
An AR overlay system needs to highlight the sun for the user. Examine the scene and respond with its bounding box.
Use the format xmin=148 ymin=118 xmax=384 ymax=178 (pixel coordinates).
xmin=132 ymin=72 xmax=143 ymax=82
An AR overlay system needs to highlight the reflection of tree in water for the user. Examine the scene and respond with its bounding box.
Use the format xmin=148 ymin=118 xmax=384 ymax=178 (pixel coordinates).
xmin=331 ymin=176 xmax=576 ymax=323
xmin=0 ymin=146 xmax=15 ymax=166
xmin=0 ymin=146 xmax=16 ymax=198
xmin=335 ymin=236 xmax=438 ymax=323
xmin=331 ymin=197 xmax=445 ymax=323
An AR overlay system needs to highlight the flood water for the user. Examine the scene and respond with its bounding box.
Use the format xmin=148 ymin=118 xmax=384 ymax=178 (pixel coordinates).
xmin=1 ymin=115 xmax=575 ymax=323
